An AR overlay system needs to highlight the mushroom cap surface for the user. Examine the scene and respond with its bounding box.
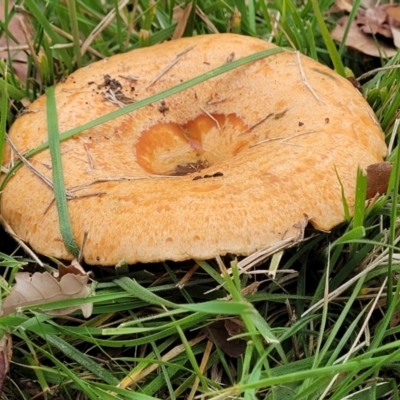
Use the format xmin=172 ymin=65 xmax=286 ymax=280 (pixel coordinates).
xmin=1 ymin=34 xmax=387 ymax=265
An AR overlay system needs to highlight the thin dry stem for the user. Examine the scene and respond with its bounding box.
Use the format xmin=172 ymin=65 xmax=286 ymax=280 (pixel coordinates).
xmin=357 ymin=64 xmax=400 ymax=81
xmin=118 ymin=334 xmax=207 ymax=388
xmin=200 ymin=107 xmax=221 ymax=129
xmin=0 ymin=215 xmax=44 ymax=267
xmin=241 ymin=113 xmax=273 ymax=135
xmin=188 ymin=339 xmax=213 ymax=400
xmin=80 ymin=0 xmax=130 ymax=56
xmin=195 ymin=6 xmax=219 ymax=33
xmin=302 ymin=250 xmax=400 ymax=316
xmin=69 ymin=175 xmax=180 ymax=193
xmin=6 ymin=136 xmax=75 ymax=199
xmin=319 ymin=277 xmax=386 ymax=399
xmin=296 ymin=51 xmax=323 ymax=104
xmin=84 ymin=144 xmax=96 ymax=170
xmin=146 ymin=45 xmax=194 ymax=88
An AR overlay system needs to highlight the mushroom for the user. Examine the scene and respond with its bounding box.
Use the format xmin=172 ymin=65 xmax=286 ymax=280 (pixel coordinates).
xmin=1 ymin=34 xmax=387 ymax=265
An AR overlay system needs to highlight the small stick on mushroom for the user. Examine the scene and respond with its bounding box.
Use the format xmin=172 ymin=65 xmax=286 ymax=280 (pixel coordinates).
xmin=296 ymin=51 xmax=324 ymax=104
xmin=240 ymin=113 xmax=273 ymax=135
xmin=84 ymin=144 xmax=96 ymax=170
xmin=0 ymin=215 xmax=44 ymax=267
xmin=146 ymin=45 xmax=194 ymax=89
xmin=6 ymin=136 xmax=75 ymax=199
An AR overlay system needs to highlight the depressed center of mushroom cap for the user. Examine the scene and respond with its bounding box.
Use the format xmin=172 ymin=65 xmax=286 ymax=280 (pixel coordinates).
xmin=135 ymin=113 xmax=249 ymax=175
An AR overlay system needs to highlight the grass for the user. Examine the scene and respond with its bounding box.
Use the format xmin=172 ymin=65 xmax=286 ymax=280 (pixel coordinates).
xmin=1 ymin=0 xmax=400 ymax=399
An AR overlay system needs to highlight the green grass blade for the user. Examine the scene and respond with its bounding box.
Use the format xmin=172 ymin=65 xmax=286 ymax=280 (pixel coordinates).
xmin=310 ymin=0 xmax=345 ymax=75
xmin=42 ymin=334 xmax=119 ymax=385
xmin=46 ymin=86 xmax=80 ymax=256
xmin=352 ymin=167 xmax=367 ymax=229
xmin=387 ymin=141 xmax=400 ymax=307
xmin=66 ymin=0 xmax=82 ymax=67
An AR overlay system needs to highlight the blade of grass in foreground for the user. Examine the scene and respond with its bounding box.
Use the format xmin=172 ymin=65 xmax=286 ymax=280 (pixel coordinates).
xmin=46 ymin=86 xmax=80 ymax=257
xmin=310 ymin=0 xmax=345 ymax=76
xmin=387 ymin=136 xmax=400 ymax=307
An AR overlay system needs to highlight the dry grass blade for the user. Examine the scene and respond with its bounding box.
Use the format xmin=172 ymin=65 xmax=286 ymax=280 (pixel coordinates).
xmin=80 ymin=0 xmax=130 ymax=56
xmin=118 ymin=334 xmax=207 ymax=388
xmin=0 ymin=215 xmax=44 ymax=267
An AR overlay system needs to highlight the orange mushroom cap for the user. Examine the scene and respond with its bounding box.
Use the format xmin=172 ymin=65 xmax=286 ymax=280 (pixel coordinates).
xmin=1 ymin=34 xmax=387 ymax=265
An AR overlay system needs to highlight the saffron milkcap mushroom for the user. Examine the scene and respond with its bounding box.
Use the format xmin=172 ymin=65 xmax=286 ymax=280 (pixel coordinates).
xmin=1 ymin=34 xmax=387 ymax=265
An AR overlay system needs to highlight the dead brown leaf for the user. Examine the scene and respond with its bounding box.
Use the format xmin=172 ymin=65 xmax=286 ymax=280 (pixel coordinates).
xmin=205 ymin=319 xmax=246 ymax=358
xmin=357 ymin=6 xmax=392 ymax=38
xmin=331 ymin=16 xmax=397 ymax=58
xmin=366 ymin=162 xmax=392 ymax=199
xmin=1 ymin=262 xmax=93 ymax=317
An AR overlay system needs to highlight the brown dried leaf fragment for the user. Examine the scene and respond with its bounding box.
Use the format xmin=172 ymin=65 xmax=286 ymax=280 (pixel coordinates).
xmin=2 ymin=261 xmax=93 ymax=317
xmin=357 ymin=6 xmax=392 ymax=38
xmin=331 ymin=16 xmax=397 ymax=58
xmin=205 ymin=319 xmax=246 ymax=358
xmin=366 ymin=162 xmax=392 ymax=199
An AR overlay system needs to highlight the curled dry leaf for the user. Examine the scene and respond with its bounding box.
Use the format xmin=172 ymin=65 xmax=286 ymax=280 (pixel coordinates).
xmin=1 ymin=261 xmax=93 ymax=317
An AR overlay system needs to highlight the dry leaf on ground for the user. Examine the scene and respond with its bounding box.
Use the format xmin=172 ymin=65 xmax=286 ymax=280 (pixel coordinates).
xmin=205 ymin=319 xmax=246 ymax=358
xmin=366 ymin=162 xmax=392 ymax=199
xmin=331 ymin=16 xmax=397 ymax=58
xmin=331 ymin=1 xmax=400 ymax=57
xmin=1 ymin=260 xmax=93 ymax=317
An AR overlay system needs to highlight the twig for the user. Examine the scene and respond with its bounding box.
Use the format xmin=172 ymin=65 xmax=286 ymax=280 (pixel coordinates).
xmin=68 ymin=175 xmax=180 ymax=193
xmin=145 ymin=45 xmax=194 ymax=88
xmin=302 ymin=252 xmax=400 ymax=316
xmin=77 ymin=231 xmax=89 ymax=264
xmin=200 ymin=107 xmax=220 ymax=129
xmin=241 ymin=113 xmax=273 ymax=135
xmin=357 ymin=64 xmax=400 ymax=81
xmin=228 ymin=236 xmax=298 ymax=276
xmin=84 ymin=144 xmax=96 ymax=170
xmin=296 ymin=51 xmax=323 ymax=104
xmin=80 ymin=0 xmax=130 ymax=56
xmin=250 ymin=131 xmax=317 ymax=148
xmin=0 ymin=215 xmax=44 ymax=267
xmin=6 ymin=136 xmax=75 ymax=198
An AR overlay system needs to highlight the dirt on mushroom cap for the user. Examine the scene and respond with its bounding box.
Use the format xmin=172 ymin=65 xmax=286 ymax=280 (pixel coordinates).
xmin=1 ymin=34 xmax=387 ymax=265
